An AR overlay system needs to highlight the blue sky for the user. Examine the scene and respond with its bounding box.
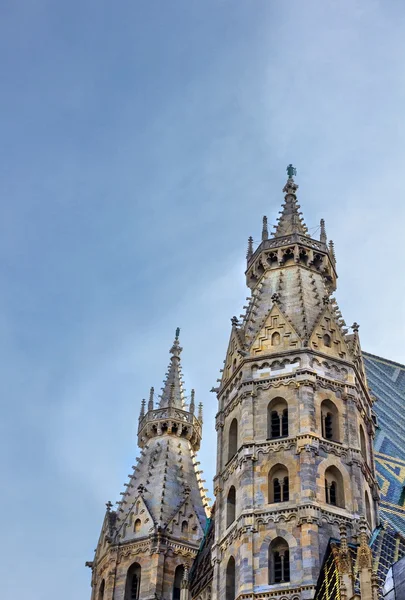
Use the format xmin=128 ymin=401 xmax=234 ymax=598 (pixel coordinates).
xmin=1 ymin=1 xmax=404 ymax=598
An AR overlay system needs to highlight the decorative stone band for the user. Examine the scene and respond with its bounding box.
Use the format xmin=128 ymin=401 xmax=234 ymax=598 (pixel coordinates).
xmin=137 ymin=407 xmax=202 ymax=450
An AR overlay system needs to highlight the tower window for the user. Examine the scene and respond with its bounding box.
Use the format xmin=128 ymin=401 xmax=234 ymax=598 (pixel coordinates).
xmin=268 ymin=465 xmax=289 ymax=503
xmin=98 ymin=580 xmax=105 ymax=600
xmin=321 ymin=400 xmax=339 ymax=442
xmin=226 ymin=557 xmax=236 ymax=600
xmin=365 ymin=492 xmax=372 ymax=527
xmin=269 ymin=538 xmax=290 ymax=584
xmin=360 ymin=425 xmax=368 ymax=463
xmin=228 ymin=419 xmax=238 ymax=461
xmin=268 ymin=398 xmax=288 ymax=439
xmin=324 ymin=466 xmax=344 ymax=508
xmin=226 ymin=486 xmax=236 ymax=527
xmin=125 ymin=563 xmax=141 ymax=600
xmin=173 ymin=565 xmax=185 ymax=600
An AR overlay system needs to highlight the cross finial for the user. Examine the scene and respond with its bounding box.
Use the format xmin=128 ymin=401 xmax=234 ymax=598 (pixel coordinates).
xmin=106 ymin=501 xmax=113 ymax=512
xmin=175 ymin=327 xmax=180 ymax=340
xmin=286 ymin=164 xmax=297 ymax=179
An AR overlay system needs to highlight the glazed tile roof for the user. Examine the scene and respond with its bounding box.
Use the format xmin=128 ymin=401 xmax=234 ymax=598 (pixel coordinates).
xmin=363 ymin=352 xmax=405 ymax=535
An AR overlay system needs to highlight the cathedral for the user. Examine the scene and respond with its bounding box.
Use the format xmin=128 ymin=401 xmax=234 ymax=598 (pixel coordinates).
xmin=86 ymin=168 xmax=405 ymax=600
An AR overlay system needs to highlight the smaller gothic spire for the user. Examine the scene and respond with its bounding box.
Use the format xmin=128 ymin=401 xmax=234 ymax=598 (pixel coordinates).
xmin=139 ymin=399 xmax=146 ymax=419
xmin=189 ymin=389 xmax=195 ymax=415
xmin=262 ymin=216 xmax=268 ymax=241
xmin=159 ymin=329 xmax=186 ymax=409
xmin=320 ymin=218 xmax=327 ymax=244
xmin=329 ymin=240 xmax=336 ymax=264
xmin=198 ymin=402 xmax=203 ymax=423
xmin=246 ymin=236 xmax=254 ymax=260
xmin=148 ymin=387 xmax=154 ymax=411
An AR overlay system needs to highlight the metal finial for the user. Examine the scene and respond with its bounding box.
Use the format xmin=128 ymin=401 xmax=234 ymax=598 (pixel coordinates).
xmin=286 ymin=164 xmax=297 ymax=179
xmin=175 ymin=327 xmax=180 ymax=340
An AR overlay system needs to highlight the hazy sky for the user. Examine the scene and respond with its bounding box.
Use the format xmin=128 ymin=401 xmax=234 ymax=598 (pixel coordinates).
xmin=1 ymin=1 xmax=404 ymax=598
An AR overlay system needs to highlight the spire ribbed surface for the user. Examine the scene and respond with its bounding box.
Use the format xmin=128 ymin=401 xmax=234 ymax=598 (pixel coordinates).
xmin=159 ymin=332 xmax=186 ymax=409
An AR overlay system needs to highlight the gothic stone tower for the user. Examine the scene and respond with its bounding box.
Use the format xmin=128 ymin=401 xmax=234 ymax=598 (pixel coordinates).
xmin=210 ymin=167 xmax=379 ymax=600
xmin=88 ymin=331 xmax=208 ymax=600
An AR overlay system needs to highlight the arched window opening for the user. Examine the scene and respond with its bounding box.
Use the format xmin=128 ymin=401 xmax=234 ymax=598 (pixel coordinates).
xmin=271 ymin=331 xmax=280 ymax=346
xmin=226 ymin=557 xmax=236 ymax=600
xmin=232 ymin=358 xmax=237 ymax=373
xmin=173 ymin=565 xmax=185 ymax=600
xmin=267 ymin=398 xmax=288 ymax=439
xmin=227 ymin=486 xmax=236 ymax=527
xmin=134 ymin=519 xmax=141 ymax=533
xmin=360 ymin=425 xmax=368 ymax=462
xmin=98 ymin=580 xmax=105 ymax=600
xmin=325 ymin=466 xmax=345 ymax=508
xmin=365 ymin=493 xmax=372 ymax=527
xmin=181 ymin=520 xmax=188 ymax=534
xmin=125 ymin=563 xmax=141 ymax=600
xmin=228 ymin=419 xmax=238 ymax=461
xmin=323 ymin=334 xmax=332 ymax=347
xmin=321 ymin=400 xmax=339 ymax=442
xmin=269 ymin=538 xmax=290 ymax=584
xmin=268 ymin=465 xmax=289 ymax=504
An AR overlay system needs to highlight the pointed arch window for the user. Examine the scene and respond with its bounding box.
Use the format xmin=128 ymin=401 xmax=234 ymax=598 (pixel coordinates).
xmin=228 ymin=419 xmax=238 ymax=461
xmin=98 ymin=580 xmax=105 ymax=600
xmin=365 ymin=492 xmax=372 ymax=527
xmin=271 ymin=331 xmax=280 ymax=346
xmin=321 ymin=399 xmax=339 ymax=442
xmin=125 ymin=563 xmax=141 ymax=600
xmin=173 ymin=565 xmax=185 ymax=600
xmin=267 ymin=398 xmax=288 ymax=439
xmin=268 ymin=465 xmax=289 ymax=504
xmin=226 ymin=556 xmax=236 ymax=600
xmin=227 ymin=486 xmax=236 ymax=527
xmin=269 ymin=538 xmax=290 ymax=584
xmin=134 ymin=519 xmax=141 ymax=533
xmin=325 ymin=466 xmax=345 ymax=508
xmin=323 ymin=334 xmax=332 ymax=347
xmin=360 ymin=425 xmax=368 ymax=463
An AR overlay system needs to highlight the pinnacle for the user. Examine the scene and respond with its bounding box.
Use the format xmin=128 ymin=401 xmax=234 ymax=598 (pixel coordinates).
xmin=159 ymin=329 xmax=186 ymax=410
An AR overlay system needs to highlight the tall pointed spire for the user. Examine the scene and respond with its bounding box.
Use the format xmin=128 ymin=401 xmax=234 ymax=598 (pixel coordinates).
xmin=272 ymin=165 xmax=309 ymax=237
xmin=159 ymin=328 xmax=186 ymax=409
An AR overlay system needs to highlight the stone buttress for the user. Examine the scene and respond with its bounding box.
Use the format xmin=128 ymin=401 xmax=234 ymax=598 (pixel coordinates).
xmin=87 ymin=331 xmax=208 ymax=600
xmin=209 ymin=167 xmax=379 ymax=600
